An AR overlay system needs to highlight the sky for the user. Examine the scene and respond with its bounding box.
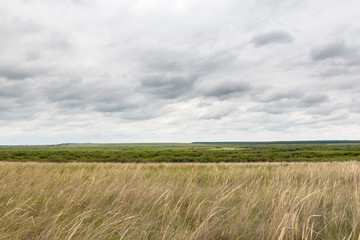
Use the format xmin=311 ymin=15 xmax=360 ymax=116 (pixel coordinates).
xmin=1 ymin=0 xmax=360 ymax=144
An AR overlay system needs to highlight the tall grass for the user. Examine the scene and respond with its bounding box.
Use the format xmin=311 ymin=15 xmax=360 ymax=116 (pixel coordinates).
xmin=0 ymin=162 xmax=360 ymax=239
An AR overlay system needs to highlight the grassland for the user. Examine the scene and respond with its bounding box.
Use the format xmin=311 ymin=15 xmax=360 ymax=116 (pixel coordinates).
xmin=1 ymin=143 xmax=360 ymax=163
xmin=1 ymin=143 xmax=360 ymax=239
xmin=1 ymin=161 xmax=360 ymax=239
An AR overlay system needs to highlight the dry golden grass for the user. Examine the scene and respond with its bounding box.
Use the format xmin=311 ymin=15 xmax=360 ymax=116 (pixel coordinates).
xmin=1 ymin=161 xmax=360 ymax=239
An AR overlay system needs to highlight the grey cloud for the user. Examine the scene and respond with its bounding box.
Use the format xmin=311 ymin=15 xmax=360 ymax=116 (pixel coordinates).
xmin=199 ymin=111 xmax=231 ymax=120
xmin=252 ymin=108 xmax=350 ymax=133
xmin=251 ymin=31 xmax=293 ymax=47
xmin=349 ymin=97 xmax=360 ymax=113
xmin=310 ymin=41 xmax=360 ymax=79
xmin=136 ymin=47 xmax=240 ymax=101
xmin=0 ymin=108 xmax=36 ymax=121
xmin=0 ymin=79 xmax=40 ymax=120
xmin=146 ymin=60 xmax=183 ymax=73
xmin=321 ymin=111 xmax=350 ymax=122
xmin=119 ymin=106 xmax=164 ymax=120
xmin=0 ymin=66 xmax=37 ymax=80
xmin=140 ymin=49 xmax=184 ymax=73
xmin=202 ymin=113 xmax=227 ymax=120
xmin=250 ymin=102 xmax=290 ymax=115
xmin=45 ymin=79 xmax=86 ymax=102
xmin=350 ymin=105 xmax=360 ymax=113
xmin=311 ymin=42 xmax=346 ymax=61
xmin=0 ymin=78 xmax=38 ymax=100
xmin=300 ymin=93 xmax=328 ymax=107
xmin=43 ymin=79 xmax=128 ymax=111
xmin=140 ymin=75 xmax=197 ymax=99
xmin=92 ymin=92 xmax=145 ymax=113
xmin=193 ymin=50 xmax=238 ymax=75
xmin=311 ymin=41 xmax=360 ymax=65
xmin=46 ymin=35 xmax=72 ymax=51
xmin=250 ymin=93 xmax=329 ymax=114
xmin=140 ymin=47 xmax=239 ymax=76
xmin=199 ymin=108 xmax=234 ymax=120
xmin=0 ymin=60 xmax=51 ymax=80
xmin=0 ymin=81 xmax=27 ymax=98
xmin=306 ymin=105 xmax=339 ymax=116
xmin=201 ymin=81 xmax=251 ymax=99
xmin=313 ymin=67 xmax=350 ymax=78
xmin=255 ymin=90 xmax=303 ymax=103
xmin=94 ymin=102 xmax=135 ymax=113
xmin=0 ymin=17 xmax=41 ymax=36
xmin=40 ymin=78 xmax=164 ymax=121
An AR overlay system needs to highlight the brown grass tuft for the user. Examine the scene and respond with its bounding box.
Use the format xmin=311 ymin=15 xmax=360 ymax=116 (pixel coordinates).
xmin=0 ymin=162 xmax=360 ymax=239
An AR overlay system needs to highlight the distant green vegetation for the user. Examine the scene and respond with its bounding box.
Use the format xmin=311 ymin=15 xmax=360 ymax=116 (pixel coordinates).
xmin=1 ymin=143 xmax=360 ymax=162
xmin=193 ymin=140 xmax=360 ymax=145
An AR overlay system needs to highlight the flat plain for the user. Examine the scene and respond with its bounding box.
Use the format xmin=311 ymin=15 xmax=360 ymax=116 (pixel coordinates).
xmin=1 ymin=143 xmax=360 ymax=239
xmin=1 ymin=143 xmax=360 ymax=163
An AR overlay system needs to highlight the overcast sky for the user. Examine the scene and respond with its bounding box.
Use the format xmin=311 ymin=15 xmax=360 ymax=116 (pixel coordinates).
xmin=1 ymin=0 xmax=360 ymax=144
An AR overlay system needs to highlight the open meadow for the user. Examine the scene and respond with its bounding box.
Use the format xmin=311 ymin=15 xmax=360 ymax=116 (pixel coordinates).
xmin=1 ymin=160 xmax=360 ymax=239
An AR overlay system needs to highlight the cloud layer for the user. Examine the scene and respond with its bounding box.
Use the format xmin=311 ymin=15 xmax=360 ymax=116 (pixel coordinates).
xmin=251 ymin=31 xmax=293 ymax=47
xmin=1 ymin=0 xmax=360 ymax=144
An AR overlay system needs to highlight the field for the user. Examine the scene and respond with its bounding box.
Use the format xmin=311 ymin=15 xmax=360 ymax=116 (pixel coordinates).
xmin=1 ymin=143 xmax=360 ymax=239
xmin=1 ymin=143 xmax=360 ymax=163
xmin=0 ymin=161 xmax=360 ymax=239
